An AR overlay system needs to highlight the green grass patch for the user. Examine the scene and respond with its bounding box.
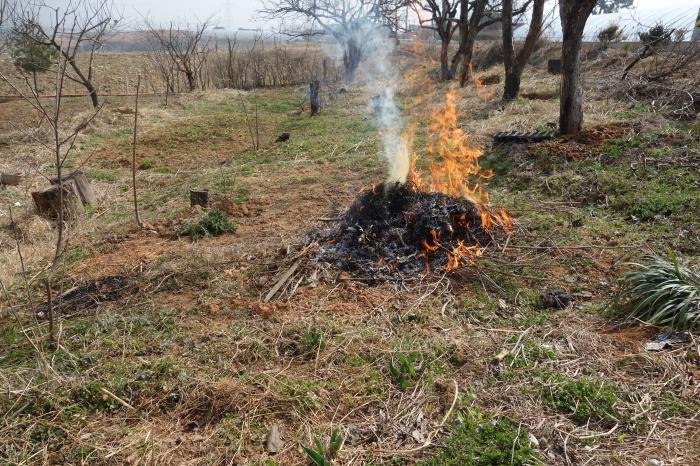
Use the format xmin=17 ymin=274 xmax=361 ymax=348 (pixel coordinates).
xmin=540 ymin=374 xmax=624 ymax=427
xmin=419 ymin=409 xmax=538 ymax=466
xmin=177 ymin=208 xmax=236 ymax=240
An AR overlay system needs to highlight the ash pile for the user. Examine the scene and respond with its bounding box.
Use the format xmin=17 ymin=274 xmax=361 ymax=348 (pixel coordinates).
xmin=308 ymin=183 xmax=498 ymax=280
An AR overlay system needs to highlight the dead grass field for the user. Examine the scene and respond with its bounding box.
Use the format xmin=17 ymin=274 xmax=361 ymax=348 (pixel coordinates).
xmin=1 ymin=46 xmax=699 ymax=466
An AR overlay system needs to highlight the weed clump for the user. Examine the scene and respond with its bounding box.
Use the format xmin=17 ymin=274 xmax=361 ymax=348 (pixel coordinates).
xmin=177 ymin=208 xmax=236 ymax=240
xmin=541 ymin=374 xmax=623 ymax=427
xmin=419 ymin=410 xmax=538 ymax=466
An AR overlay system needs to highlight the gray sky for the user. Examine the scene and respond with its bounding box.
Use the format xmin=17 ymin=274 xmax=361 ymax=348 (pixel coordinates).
xmin=43 ymin=0 xmax=700 ymax=35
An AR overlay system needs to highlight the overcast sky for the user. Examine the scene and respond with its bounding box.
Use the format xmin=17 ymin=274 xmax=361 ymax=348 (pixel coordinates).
xmin=41 ymin=0 xmax=700 ymax=35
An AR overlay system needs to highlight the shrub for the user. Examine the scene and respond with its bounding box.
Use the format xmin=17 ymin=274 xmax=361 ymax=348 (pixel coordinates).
xmin=597 ymin=23 xmax=625 ymax=48
xmin=639 ymin=24 xmax=672 ymax=50
xmin=608 ymin=254 xmax=700 ymax=329
xmin=419 ymin=410 xmax=538 ymax=466
xmin=139 ymin=159 xmax=156 ymax=170
xmin=177 ymin=208 xmax=236 ymax=240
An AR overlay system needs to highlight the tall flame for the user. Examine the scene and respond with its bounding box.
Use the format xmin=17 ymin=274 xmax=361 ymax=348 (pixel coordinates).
xmin=408 ymin=89 xmax=512 ymax=232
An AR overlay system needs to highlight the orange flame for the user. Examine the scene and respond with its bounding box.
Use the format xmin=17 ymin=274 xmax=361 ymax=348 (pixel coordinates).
xmin=408 ymin=89 xmax=511 ymax=232
xmin=405 ymin=88 xmax=511 ymax=271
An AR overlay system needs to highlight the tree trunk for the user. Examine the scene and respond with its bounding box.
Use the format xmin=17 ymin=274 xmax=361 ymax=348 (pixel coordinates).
xmin=502 ymin=0 xmax=545 ymax=101
xmin=343 ymin=40 xmax=362 ymax=84
xmin=87 ymin=83 xmax=99 ymax=108
xmin=559 ymin=0 xmax=597 ymax=134
xmin=50 ymin=171 xmax=96 ymax=205
xmin=453 ymin=0 xmax=487 ymax=86
xmin=503 ymin=72 xmax=522 ymax=100
xmin=32 ymin=180 xmax=84 ymax=219
xmin=185 ymin=70 xmax=196 ymax=91
xmin=459 ymin=48 xmax=474 ymax=87
xmin=309 ymin=80 xmax=320 ymax=116
xmin=439 ymin=41 xmax=453 ymax=81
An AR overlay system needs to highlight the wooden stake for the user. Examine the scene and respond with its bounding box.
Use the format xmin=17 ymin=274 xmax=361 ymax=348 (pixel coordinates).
xmin=132 ymin=75 xmax=143 ymax=228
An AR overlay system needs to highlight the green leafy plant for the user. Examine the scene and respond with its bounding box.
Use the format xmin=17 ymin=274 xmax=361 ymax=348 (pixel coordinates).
xmin=9 ymin=30 xmax=57 ymax=92
xmin=419 ymin=409 xmax=538 ymax=466
xmin=177 ymin=208 xmax=236 ymax=240
xmin=303 ymin=328 xmax=325 ymax=351
xmin=301 ymin=427 xmax=343 ymax=466
xmin=388 ymin=353 xmax=417 ymax=391
xmin=639 ymin=23 xmax=672 ymax=50
xmin=608 ymin=254 xmax=699 ymax=329
xmin=139 ymin=159 xmax=156 ymax=170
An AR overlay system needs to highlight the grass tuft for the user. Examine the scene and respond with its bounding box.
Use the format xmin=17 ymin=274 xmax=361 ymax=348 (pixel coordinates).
xmin=419 ymin=409 xmax=538 ymax=466
xmin=608 ymin=253 xmax=699 ymax=329
xmin=177 ymin=208 xmax=236 ymax=240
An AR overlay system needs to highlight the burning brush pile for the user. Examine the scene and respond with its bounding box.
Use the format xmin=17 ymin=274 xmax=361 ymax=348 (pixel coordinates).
xmin=308 ymin=90 xmax=512 ymax=280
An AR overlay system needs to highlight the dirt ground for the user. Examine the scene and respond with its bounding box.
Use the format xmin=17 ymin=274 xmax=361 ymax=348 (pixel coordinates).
xmin=1 ymin=44 xmax=699 ymax=466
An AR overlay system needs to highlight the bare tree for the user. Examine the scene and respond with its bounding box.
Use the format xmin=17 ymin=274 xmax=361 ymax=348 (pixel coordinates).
xmin=144 ymin=19 xmax=211 ymax=92
xmin=260 ymin=0 xmax=403 ymax=84
xmin=453 ymin=0 xmax=489 ymax=85
xmin=0 ymin=13 xmax=102 ymax=341
xmin=0 ymin=0 xmax=9 ymax=52
xmin=12 ymin=0 xmax=119 ymax=108
xmin=501 ymin=0 xmax=544 ymax=100
xmin=0 ymin=0 xmax=8 ymax=28
xmin=412 ymin=1 xmax=528 ymax=83
xmin=412 ymin=0 xmax=460 ymax=81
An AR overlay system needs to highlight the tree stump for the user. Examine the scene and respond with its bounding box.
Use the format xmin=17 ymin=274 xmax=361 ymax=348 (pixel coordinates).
xmin=50 ymin=171 xmax=96 ymax=205
xmin=190 ymin=189 xmax=210 ymax=208
xmin=309 ymin=80 xmax=320 ymax=116
xmin=32 ymin=180 xmax=84 ymax=219
xmin=547 ymin=59 xmax=562 ymax=75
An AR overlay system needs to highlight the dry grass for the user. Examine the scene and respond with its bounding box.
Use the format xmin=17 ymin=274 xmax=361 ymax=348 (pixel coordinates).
xmin=1 ymin=46 xmax=699 ymax=465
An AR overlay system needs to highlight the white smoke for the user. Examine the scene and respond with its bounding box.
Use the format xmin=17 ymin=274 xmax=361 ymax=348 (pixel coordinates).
xmin=328 ymin=19 xmax=410 ymax=184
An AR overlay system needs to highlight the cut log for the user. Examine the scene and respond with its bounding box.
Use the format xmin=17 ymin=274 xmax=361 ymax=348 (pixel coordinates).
xmin=50 ymin=171 xmax=96 ymax=205
xmin=32 ymin=180 xmax=84 ymax=219
xmin=0 ymin=173 xmax=23 ymax=186
xmin=190 ymin=189 xmax=210 ymax=208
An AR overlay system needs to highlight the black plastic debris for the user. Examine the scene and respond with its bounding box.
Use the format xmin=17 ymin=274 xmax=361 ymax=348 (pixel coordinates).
xmin=493 ymin=131 xmax=555 ymax=143
xmin=540 ymin=290 xmax=571 ymax=309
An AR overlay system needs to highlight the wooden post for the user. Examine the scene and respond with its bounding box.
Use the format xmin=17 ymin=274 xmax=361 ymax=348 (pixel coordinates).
xmin=32 ymin=180 xmax=84 ymax=219
xmin=132 ymin=75 xmax=143 ymax=228
xmin=310 ymin=80 xmax=320 ymax=116
xmin=190 ymin=189 xmax=210 ymax=208
xmin=50 ymin=171 xmax=96 ymax=205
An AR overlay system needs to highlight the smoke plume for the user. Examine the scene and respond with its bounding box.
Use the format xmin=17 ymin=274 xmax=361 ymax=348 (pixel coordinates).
xmin=328 ymin=20 xmax=410 ymax=184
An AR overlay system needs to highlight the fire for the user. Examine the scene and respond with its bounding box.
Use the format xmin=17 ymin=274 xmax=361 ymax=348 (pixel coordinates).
xmin=446 ymin=240 xmax=482 ymax=271
xmin=408 ymin=89 xmax=511 ymax=232
xmin=405 ymin=89 xmax=512 ymax=271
